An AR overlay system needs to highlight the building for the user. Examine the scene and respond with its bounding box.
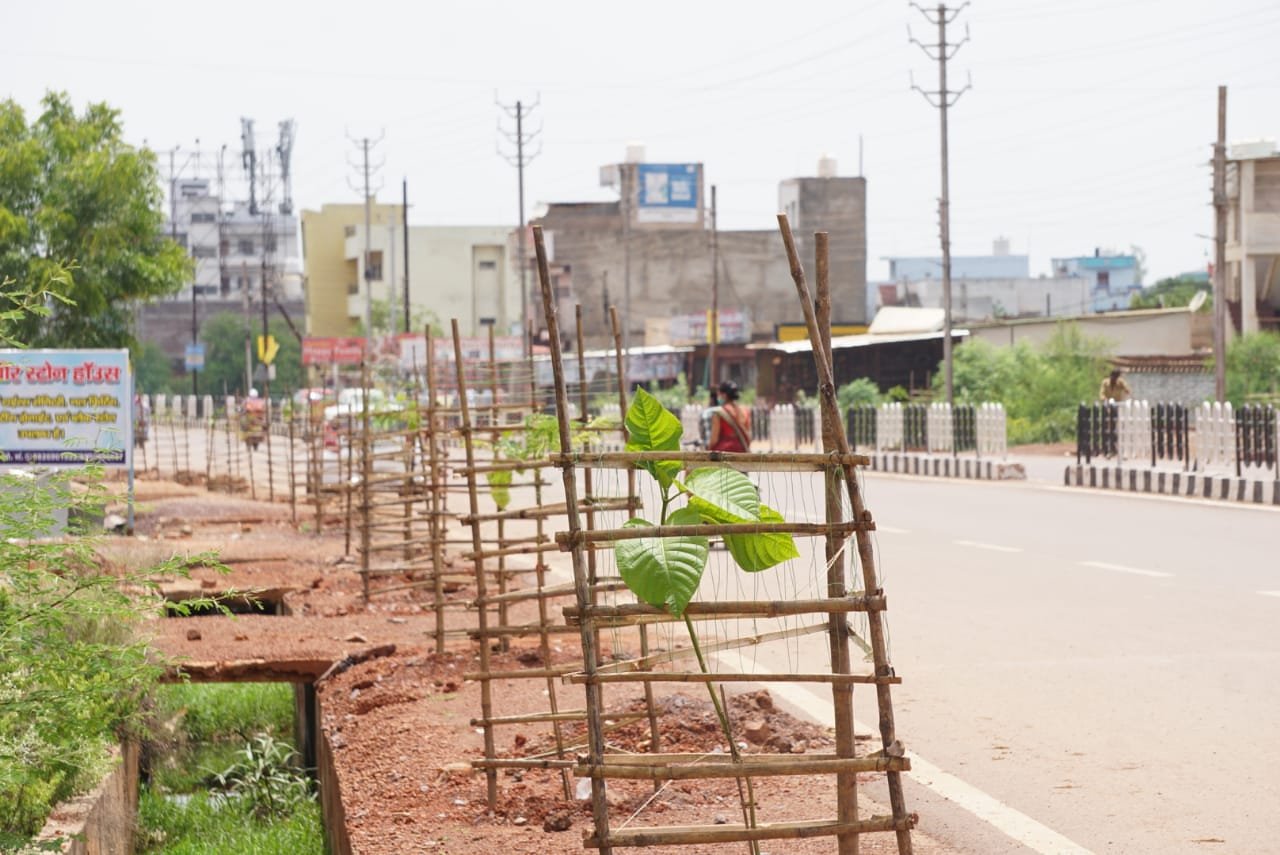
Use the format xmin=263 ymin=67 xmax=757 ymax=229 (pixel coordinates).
xmin=1225 ymin=140 xmax=1280 ymax=333
xmin=301 ymin=203 xmax=520 ymax=339
xmin=1050 ymin=251 xmax=1142 ymax=313
xmin=533 ymin=152 xmax=868 ymax=362
xmin=162 ymin=178 xmax=302 ymax=303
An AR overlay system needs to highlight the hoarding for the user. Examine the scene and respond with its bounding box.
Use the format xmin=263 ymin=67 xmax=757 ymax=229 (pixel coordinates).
xmin=302 ymin=337 xmax=366 ymax=366
xmin=0 ymin=349 xmax=132 ymax=467
xmin=635 ymin=163 xmax=700 ymax=224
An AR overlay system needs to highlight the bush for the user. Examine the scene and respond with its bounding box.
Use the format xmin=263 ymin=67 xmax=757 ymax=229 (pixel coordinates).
xmin=837 ymin=378 xmax=881 ymax=411
xmin=1225 ymin=331 xmax=1280 ymax=404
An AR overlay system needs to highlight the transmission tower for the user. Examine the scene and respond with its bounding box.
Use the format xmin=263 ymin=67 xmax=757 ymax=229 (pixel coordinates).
xmin=347 ymin=132 xmax=386 ymax=341
xmin=497 ymin=95 xmax=541 ymax=358
xmin=910 ymin=2 xmax=971 ymax=406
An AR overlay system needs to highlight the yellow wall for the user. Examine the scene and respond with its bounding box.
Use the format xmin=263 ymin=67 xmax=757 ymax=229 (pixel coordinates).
xmin=301 ymin=203 xmax=403 ymax=336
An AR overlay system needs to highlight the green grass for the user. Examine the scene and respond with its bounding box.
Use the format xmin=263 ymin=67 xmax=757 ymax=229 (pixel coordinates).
xmin=149 ymin=740 xmax=246 ymax=794
xmin=157 ymin=682 xmax=295 ymax=743
xmin=137 ymin=790 xmax=323 ymax=855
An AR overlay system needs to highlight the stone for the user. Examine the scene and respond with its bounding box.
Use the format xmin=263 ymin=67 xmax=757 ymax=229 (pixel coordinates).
xmin=185 ymin=628 xmax=201 ymax=641
xmin=742 ymin=718 xmax=771 ymax=745
xmin=542 ymin=811 xmax=573 ymax=832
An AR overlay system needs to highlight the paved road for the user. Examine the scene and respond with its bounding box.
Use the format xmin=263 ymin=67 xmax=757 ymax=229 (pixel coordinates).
xmin=753 ymin=470 xmax=1280 ymax=854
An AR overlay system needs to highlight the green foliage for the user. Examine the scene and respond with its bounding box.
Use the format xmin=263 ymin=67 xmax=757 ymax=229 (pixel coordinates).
xmin=836 ymin=377 xmax=881 ymax=411
xmin=137 ymin=788 xmax=322 ymax=855
xmin=197 ymin=312 xmax=303 ymax=397
xmin=942 ymin=323 xmax=1112 ymax=444
xmin=352 ymin=298 xmax=443 ymax=338
xmin=486 ymin=414 xmax=562 ymax=511
xmin=0 ymin=470 xmax=216 ymax=841
xmin=133 ymin=340 xmax=178 ymax=394
xmin=1225 ymin=331 xmax=1280 ymax=404
xmin=625 ymin=388 xmax=683 ymax=489
xmin=616 ymin=390 xmax=797 ymax=617
xmin=156 ymin=683 xmax=294 ymax=745
xmin=616 ymin=509 xmax=709 ymax=617
xmin=0 ymin=93 xmax=189 ymax=349
xmin=645 ymin=372 xmax=691 ymax=410
xmin=1129 ymin=275 xmax=1210 ymax=310
xmin=210 ymin=734 xmax=312 ymax=821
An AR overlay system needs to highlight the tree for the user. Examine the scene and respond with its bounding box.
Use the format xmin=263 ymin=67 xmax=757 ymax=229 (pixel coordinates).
xmin=1130 ymin=275 xmax=1211 ymax=311
xmin=131 ymin=340 xmax=176 ymax=394
xmin=352 ymin=298 xmax=444 ymax=338
xmin=1225 ymin=331 xmax=1280 ymax=404
xmin=198 ymin=312 xmax=303 ymax=398
xmin=0 ymin=92 xmax=188 ymax=349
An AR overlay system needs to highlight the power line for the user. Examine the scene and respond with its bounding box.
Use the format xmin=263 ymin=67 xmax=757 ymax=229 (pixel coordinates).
xmin=497 ymin=94 xmax=541 ymax=358
xmin=910 ymin=1 xmax=971 ymax=408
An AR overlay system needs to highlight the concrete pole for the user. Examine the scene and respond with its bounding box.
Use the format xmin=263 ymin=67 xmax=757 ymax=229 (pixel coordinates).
xmin=1213 ymin=85 xmax=1227 ymax=402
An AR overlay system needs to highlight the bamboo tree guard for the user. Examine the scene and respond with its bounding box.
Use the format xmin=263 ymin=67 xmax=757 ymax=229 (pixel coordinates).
xmin=531 ymin=223 xmax=917 ymax=853
xmin=455 ymin=315 xmax=655 ymax=809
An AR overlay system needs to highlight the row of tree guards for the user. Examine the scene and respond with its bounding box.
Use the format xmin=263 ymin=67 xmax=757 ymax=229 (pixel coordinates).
xmin=136 ymin=217 xmax=918 ymax=853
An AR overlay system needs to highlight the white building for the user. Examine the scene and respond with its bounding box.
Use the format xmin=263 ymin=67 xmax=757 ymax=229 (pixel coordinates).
xmin=163 ymin=178 xmax=302 ymax=303
xmin=1226 ymin=140 xmax=1280 ymax=333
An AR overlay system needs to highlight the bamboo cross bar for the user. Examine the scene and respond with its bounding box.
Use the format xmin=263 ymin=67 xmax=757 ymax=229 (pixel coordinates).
xmin=569 ymin=671 xmax=900 ymax=686
xmin=549 ymin=450 xmax=870 ymax=471
xmin=592 ymin=622 xmax=830 ymax=675
xmin=557 ymin=519 xmax=871 ymax=548
xmin=469 ymin=758 xmax=577 ymax=770
xmin=468 ymin=623 xmax=581 ymax=638
xmin=476 ymin=580 xmax=626 ymax=607
xmin=586 ymin=816 xmax=917 ymax=849
xmin=564 ymin=596 xmax=886 ymax=624
xmin=574 ymin=755 xmax=909 ymax=781
xmin=471 ymin=709 xmax=648 ymax=727
xmin=463 ymin=666 xmax=579 ymax=680
xmin=463 ymin=541 xmax=560 ymax=561
xmin=462 ymin=496 xmax=634 ymax=524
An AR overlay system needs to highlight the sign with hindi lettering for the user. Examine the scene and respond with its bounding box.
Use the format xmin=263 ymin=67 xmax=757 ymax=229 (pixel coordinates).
xmin=0 ymin=349 xmax=132 ymax=467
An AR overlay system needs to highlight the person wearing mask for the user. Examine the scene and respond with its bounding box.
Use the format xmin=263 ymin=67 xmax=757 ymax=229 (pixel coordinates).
xmin=709 ymin=381 xmax=752 ymax=452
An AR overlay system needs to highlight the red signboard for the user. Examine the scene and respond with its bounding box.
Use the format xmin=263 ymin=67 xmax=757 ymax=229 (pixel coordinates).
xmin=302 ymin=337 xmax=366 ymax=366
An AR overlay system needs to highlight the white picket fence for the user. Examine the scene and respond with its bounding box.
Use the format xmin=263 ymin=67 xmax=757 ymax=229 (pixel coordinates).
xmin=976 ymin=403 xmax=1008 ymax=458
xmin=1115 ymin=400 xmax=1152 ymax=463
xmin=876 ymin=402 xmax=905 ymax=452
xmin=1195 ymin=401 xmax=1235 ymax=473
xmin=926 ymin=403 xmax=954 ymax=454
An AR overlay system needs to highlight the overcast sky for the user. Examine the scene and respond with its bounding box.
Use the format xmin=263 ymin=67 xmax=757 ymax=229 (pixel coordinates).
xmin=5 ymin=0 xmax=1278 ymax=283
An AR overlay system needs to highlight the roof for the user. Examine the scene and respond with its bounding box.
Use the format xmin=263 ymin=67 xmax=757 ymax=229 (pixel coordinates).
xmin=966 ymin=304 xmax=1195 ymax=329
xmin=867 ymin=306 xmax=946 ymax=334
xmin=529 ymin=344 xmax=693 ymax=362
xmin=748 ymin=328 xmax=968 ymax=355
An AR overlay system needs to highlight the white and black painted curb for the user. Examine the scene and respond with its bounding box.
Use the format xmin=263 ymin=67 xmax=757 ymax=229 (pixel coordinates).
xmin=1064 ymin=465 xmax=1280 ymax=506
xmin=866 ymin=453 xmax=1026 ymax=481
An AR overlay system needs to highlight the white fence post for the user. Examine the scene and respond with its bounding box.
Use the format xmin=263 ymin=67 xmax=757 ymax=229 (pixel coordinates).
xmin=680 ymin=403 xmax=702 ymax=445
xmin=976 ymin=402 xmax=1007 ymax=458
xmin=876 ymin=402 xmax=903 ymax=452
xmin=926 ymin=403 xmax=954 ymax=454
xmin=770 ymin=404 xmax=795 ymax=451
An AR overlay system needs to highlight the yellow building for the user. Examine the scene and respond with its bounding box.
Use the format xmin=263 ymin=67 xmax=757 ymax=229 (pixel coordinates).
xmin=301 ymin=202 xmax=520 ymax=338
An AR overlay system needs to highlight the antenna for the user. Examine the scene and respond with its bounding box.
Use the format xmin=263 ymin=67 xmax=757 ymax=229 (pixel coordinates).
xmin=240 ymin=118 xmax=258 ymax=215
xmin=276 ymin=120 xmax=295 ymax=215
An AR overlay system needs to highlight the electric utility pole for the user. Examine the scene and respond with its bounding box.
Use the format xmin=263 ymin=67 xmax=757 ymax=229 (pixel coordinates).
xmin=1212 ymin=85 xmax=1228 ymax=402
xmin=911 ymin=2 xmax=971 ymax=406
xmin=402 ymin=178 xmax=411 ymax=333
xmin=498 ymin=95 xmax=541 ymax=358
xmin=347 ymin=133 xmax=385 ymax=343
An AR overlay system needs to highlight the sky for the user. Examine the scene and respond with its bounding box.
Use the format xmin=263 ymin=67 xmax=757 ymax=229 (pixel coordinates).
xmin=4 ymin=0 xmax=1278 ymax=284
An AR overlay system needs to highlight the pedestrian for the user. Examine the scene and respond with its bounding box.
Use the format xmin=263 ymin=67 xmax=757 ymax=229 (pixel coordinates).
xmin=1099 ymin=368 xmax=1131 ymax=402
xmin=709 ymin=381 xmax=752 ymax=452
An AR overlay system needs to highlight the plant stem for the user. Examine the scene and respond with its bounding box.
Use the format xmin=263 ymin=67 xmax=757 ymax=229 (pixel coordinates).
xmin=683 ymin=613 xmax=760 ymax=855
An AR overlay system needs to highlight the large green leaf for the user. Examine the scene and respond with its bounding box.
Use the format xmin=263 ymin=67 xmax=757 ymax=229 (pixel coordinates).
xmin=684 ymin=467 xmax=760 ymax=523
xmin=615 ymin=508 xmax=708 ymax=617
xmin=486 ymin=469 xmax=512 ymax=511
xmin=624 ymin=387 xmax=683 ymax=488
xmin=724 ymin=504 xmax=800 ymax=572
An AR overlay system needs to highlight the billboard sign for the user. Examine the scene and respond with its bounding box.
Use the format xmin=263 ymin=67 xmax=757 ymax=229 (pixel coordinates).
xmin=0 ymin=349 xmax=132 ymax=467
xmin=636 ymin=163 xmax=700 ymax=224
xmin=302 ymin=337 xmax=366 ymax=366
xmin=184 ymin=343 xmax=205 ymax=371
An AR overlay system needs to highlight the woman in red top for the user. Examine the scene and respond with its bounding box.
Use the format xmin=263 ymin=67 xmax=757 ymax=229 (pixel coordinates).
xmin=709 ymin=381 xmax=752 ymax=452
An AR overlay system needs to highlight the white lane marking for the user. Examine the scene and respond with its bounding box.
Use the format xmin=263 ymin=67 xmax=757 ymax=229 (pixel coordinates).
xmin=954 ymin=539 xmax=1023 ymax=553
xmin=876 ymin=524 xmax=911 ymax=534
xmin=755 ymin=675 xmax=1094 ymax=855
xmin=1079 ymin=560 xmax=1172 ymax=579
xmin=1259 ymin=590 xmax=1280 ymax=598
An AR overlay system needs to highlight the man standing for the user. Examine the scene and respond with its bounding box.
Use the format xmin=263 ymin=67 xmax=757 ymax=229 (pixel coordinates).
xmin=1099 ymin=368 xmax=1132 ymax=402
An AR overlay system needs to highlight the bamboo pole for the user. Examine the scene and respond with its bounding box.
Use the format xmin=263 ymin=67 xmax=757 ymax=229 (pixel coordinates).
xmin=344 ymin=412 xmax=354 ymax=555
xmin=359 ymin=361 xmax=372 ymax=602
xmin=779 ymin=213 xmax=913 ymax=854
xmin=565 ymin=597 xmax=886 ymax=621
xmin=452 ymin=319 xmax=499 ymax=810
xmin=570 ymin=671 xmax=899 ymax=685
xmin=426 ymin=327 xmax=446 ymax=652
xmin=556 ymin=519 xmax=869 ymax=546
xmin=533 ymin=225 xmax=614 ymax=855
xmin=287 ymin=413 xmax=298 ymax=525
xmin=575 ymin=755 xmax=908 ymax=781
xmin=549 ymin=450 xmax=870 ymax=469
xmin=587 ymin=816 xmax=916 ymax=849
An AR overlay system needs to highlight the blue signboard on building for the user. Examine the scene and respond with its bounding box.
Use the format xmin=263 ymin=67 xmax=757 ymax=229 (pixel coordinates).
xmin=636 ymin=163 xmax=700 ymax=224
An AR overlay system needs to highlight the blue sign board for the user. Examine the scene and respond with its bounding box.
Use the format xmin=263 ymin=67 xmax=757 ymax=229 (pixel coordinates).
xmin=0 ymin=349 xmax=132 ymax=467
xmin=185 ymin=343 xmax=205 ymax=371
xmin=636 ymin=163 xmax=700 ymax=223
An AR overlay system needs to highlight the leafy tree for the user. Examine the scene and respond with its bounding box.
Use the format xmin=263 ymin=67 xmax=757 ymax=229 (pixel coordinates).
xmin=942 ymin=323 xmax=1112 ymax=443
xmin=0 ymin=92 xmax=189 ymax=348
xmin=131 ymin=340 xmax=177 ymax=394
xmin=1225 ymin=331 xmax=1280 ymax=404
xmin=1129 ymin=275 xmax=1211 ymax=310
xmin=198 ymin=312 xmax=302 ymax=397
xmin=352 ymin=298 xmax=443 ymax=337
xmin=836 ymin=377 xmax=881 ymax=410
